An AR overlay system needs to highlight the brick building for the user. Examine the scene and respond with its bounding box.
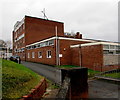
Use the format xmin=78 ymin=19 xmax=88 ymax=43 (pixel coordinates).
xmin=13 ymin=16 xmax=120 ymax=71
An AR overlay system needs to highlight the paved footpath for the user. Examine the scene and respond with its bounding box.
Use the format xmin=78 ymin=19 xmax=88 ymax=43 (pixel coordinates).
xmin=22 ymin=61 xmax=61 ymax=85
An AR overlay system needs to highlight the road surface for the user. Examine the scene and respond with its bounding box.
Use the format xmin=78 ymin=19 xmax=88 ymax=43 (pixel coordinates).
xmin=89 ymin=79 xmax=119 ymax=99
xmin=22 ymin=61 xmax=119 ymax=99
xmin=22 ymin=61 xmax=61 ymax=85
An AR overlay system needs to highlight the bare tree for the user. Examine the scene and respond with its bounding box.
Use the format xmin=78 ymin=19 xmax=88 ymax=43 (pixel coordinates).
xmin=5 ymin=40 xmax=12 ymax=49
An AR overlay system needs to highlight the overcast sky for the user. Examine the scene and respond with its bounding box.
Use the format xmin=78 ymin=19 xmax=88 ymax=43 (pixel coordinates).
xmin=1 ymin=0 xmax=119 ymax=42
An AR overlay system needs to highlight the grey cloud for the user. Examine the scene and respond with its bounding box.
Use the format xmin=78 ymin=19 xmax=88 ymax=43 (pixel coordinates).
xmin=1 ymin=0 xmax=118 ymax=42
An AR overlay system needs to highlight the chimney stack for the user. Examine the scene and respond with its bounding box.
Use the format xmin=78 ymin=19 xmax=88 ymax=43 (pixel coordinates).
xmin=75 ymin=32 xmax=82 ymax=39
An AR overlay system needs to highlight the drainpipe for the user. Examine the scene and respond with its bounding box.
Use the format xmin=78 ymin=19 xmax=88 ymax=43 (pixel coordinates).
xmin=55 ymin=26 xmax=58 ymax=66
xmin=79 ymin=44 xmax=82 ymax=67
xmin=58 ymin=39 xmax=60 ymax=66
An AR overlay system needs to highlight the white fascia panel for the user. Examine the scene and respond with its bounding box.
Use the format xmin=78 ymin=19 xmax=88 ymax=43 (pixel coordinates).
xmin=26 ymin=37 xmax=56 ymax=47
xmin=58 ymin=37 xmax=95 ymax=42
xmin=70 ymin=42 xmax=120 ymax=48
xmin=14 ymin=17 xmax=25 ymax=32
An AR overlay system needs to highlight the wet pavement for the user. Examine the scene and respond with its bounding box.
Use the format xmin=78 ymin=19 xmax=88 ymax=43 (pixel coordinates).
xmin=22 ymin=61 xmax=119 ymax=99
xmin=22 ymin=61 xmax=61 ymax=85
xmin=88 ymin=79 xmax=119 ymax=99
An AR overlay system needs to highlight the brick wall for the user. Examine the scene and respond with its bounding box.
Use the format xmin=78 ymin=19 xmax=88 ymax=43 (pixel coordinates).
xmin=82 ymin=45 xmax=104 ymax=71
xmin=102 ymin=65 xmax=119 ymax=72
xmin=25 ymin=16 xmax=64 ymax=45
xmin=25 ymin=39 xmax=91 ymax=66
xmin=71 ymin=45 xmax=104 ymax=71
xmin=71 ymin=47 xmax=81 ymax=66
xmin=21 ymin=78 xmax=47 ymax=100
xmin=26 ymin=44 xmax=56 ymax=65
xmin=59 ymin=39 xmax=90 ymax=65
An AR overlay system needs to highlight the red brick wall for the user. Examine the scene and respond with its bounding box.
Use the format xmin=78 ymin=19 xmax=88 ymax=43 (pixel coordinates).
xmin=21 ymin=78 xmax=47 ymax=100
xmin=82 ymin=45 xmax=103 ymax=71
xmin=26 ymin=44 xmax=56 ymax=65
xmin=25 ymin=16 xmax=64 ymax=45
xmin=25 ymin=39 xmax=91 ymax=66
xmin=71 ymin=47 xmax=81 ymax=66
xmin=102 ymin=65 xmax=120 ymax=71
xmin=59 ymin=39 xmax=91 ymax=65
xmin=71 ymin=45 xmax=104 ymax=71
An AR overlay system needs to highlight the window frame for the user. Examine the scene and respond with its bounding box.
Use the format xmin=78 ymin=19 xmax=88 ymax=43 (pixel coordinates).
xmin=38 ymin=51 xmax=42 ymax=58
xmin=47 ymin=50 xmax=52 ymax=58
xmin=28 ymin=52 xmax=30 ymax=58
xmin=32 ymin=52 xmax=35 ymax=58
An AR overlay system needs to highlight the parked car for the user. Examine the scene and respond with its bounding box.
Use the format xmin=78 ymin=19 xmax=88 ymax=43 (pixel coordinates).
xmin=9 ymin=55 xmax=21 ymax=64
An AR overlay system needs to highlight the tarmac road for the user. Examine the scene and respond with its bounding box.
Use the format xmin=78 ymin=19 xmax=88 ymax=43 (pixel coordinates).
xmin=22 ymin=61 xmax=119 ymax=99
xmin=22 ymin=61 xmax=61 ymax=85
xmin=88 ymin=79 xmax=119 ymax=99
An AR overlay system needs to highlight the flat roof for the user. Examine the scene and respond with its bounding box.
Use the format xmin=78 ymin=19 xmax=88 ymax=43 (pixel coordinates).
xmin=70 ymin=42 xmax=120 ymax=48
xmin=25 ymin=36 xmax=119 ymax=48
xmin=25 ymin=15 xmax=64 ymax=24
xmin=26 ymin=36 xmax=95 ymax=47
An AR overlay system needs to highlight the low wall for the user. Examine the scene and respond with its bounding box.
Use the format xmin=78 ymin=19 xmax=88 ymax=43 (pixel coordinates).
xmin=20 ymin=78 xmax=47 ymax=100
xmin=102 ymin=65 xmax=120 ymax=72
xmin=56 ymin=68 xmax=88 ymax=99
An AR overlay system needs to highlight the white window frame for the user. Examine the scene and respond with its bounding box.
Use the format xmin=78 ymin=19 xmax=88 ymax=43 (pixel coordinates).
xmin=28 ymin=52 xmax=30 ymax=58
xmin=38 ymin=51 xmax=42 ymax=58
xmin=32 ymin=52 xmax=35 ymax=58
xmin=47 ymin=50 xmax=52 ymax=58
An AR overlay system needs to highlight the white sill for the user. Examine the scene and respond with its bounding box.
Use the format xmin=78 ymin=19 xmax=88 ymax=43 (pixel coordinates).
xmin=38 ymin=56 xmax=42 ymax=58
xmin=47 ymin=56 xmax=51 ymax=58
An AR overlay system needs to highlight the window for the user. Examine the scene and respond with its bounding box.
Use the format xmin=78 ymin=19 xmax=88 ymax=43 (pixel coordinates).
xmin=110 ymin=45 xmax=115 ymax=49
xmin=45 ymin=41 xmax=49 ymax=46
xmin=109 ymin=50 xmax=114 ymax=54
xmin=38 ymin=51 xmax=42 ymax=58
xmin=32 ymin=52 xmax=35 ymax=58
xmin=103 ymin=50 xmax=109 ymax=54
xmin=116 ymin=50 xmax=120 ymax=54
xmin=103 ymin=50 xmax=116 ymax=55
xmin=47 ymin=50 xmax=52 ymax=58
xmin=20 ymin=26 xmax=22 ymax=32
xmin=49 ymin=40 xmax=54 ymax=45
xmin=28 ymin=53 xmax=30 ymax=58
xmin=23 ymin=53 xmax=25 ymax=58
xmin=116 ymin=46 xmax=120 ymax=50
xmin=103 ymin=45 xmax=109 ymax=50
xmin=41 ymin=42 xmax=46 ymax=47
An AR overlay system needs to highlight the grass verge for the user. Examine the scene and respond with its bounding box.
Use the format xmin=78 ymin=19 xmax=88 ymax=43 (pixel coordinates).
xmin=54 ymin=65 xmax=100 ymax=78
xmin=2 ymin=59 xmax=43 ymax=99
xmin=102 ymin=73 xmax=120 ymax=79
xmin=54 ymin=65 xmax=80 ymax=69
xmin=88 ymin=69 xmax=100 ymax=78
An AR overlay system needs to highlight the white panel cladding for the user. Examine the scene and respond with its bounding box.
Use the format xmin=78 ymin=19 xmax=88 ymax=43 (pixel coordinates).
xmin=70 ymin=42 xmax=119 ymax=48
xmin=14 ymin=17 xmax=25 ymax=32
xmin=15 ymin=34 xmax=25 ymax=42
xmin=103 ymin=55 xmax=120 ymax=65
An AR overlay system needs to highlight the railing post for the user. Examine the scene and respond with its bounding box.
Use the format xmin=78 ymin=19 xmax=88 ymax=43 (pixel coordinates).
xmin=61 ymin=67 xmax=88 ymax=99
